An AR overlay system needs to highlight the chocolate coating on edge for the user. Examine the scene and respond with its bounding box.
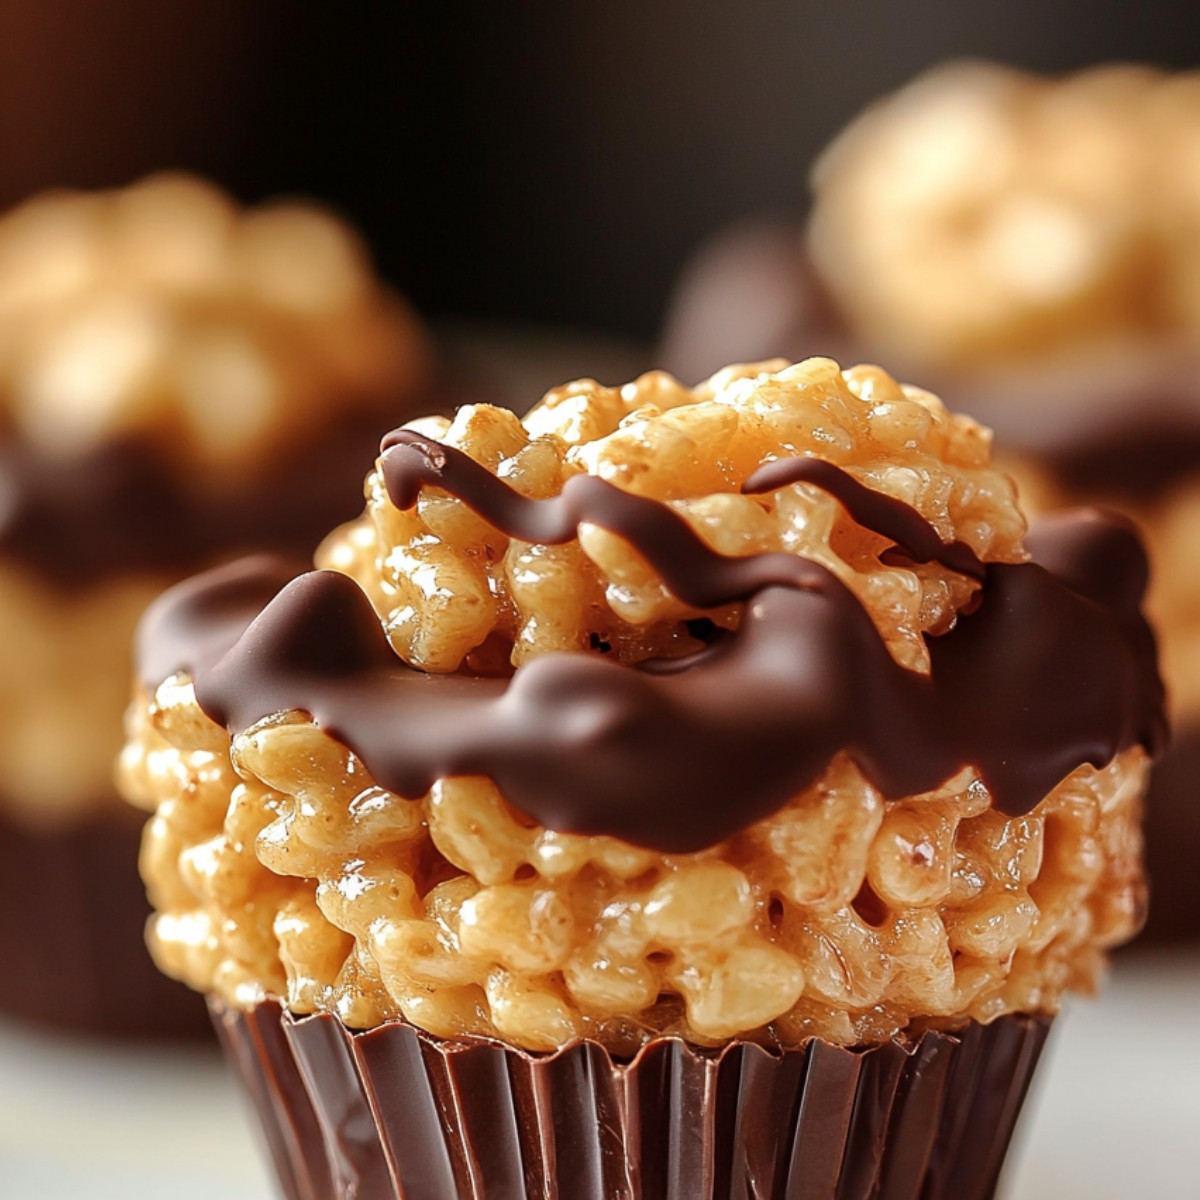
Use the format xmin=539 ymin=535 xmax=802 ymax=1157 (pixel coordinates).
xmin=0 ymin=410 xmax=394 ymax=586
xmin=137 ymin=554 xmax=303 ymax=694
xmin=955 ymin=364 xmax=1200 ymax=505
xmin=138 ymin=437 xmax=1165 ymax=854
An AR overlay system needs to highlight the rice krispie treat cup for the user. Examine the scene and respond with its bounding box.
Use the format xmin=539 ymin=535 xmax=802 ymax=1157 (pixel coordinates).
xmin=121 ymin=358 xmax=1162 ymax=1197
xmin=0 ymin=172 xmax=430 ymax=1035
xmin=662 ymin=62 xmax=1200 ymax=943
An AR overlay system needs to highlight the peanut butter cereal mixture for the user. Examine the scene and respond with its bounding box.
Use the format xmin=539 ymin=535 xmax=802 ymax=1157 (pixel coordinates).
xmin=121 ymin=359 xmax=1149 ymax=1052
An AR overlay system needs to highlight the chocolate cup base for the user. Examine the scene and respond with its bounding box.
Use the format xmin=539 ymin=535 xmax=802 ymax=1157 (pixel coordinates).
xmin=212 ymin=998 xmax=1050 ymax=1200
xmin=0 ymin=807 xmax=212 ymax=1039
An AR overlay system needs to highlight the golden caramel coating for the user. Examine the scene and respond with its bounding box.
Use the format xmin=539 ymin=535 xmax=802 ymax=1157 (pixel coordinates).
xmin=0 ymin=173 xmax=429 ymax=469
xmin=122 ymin=360 xmax=1147 ymax=1050
xmin=810 ymin=62 xmax=1200 ymax=372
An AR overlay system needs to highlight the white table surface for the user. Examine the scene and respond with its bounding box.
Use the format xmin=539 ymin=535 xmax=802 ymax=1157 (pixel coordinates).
xmin=1 ymin=949 xmax=1197 ymax=1199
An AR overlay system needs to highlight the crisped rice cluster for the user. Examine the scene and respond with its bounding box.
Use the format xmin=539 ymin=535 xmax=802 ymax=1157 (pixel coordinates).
xmin=324 ymin=358 xmax=1019 ymax=677
xmin=0 ymin=172 xmax=428 ymax=469
xmin=122 ymin=359 xmax=1147 ymax=1051
xmin=810 ymin=62 xmax=1200 ymax=372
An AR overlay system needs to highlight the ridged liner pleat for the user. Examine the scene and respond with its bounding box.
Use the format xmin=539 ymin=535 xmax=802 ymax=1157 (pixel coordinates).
xmin=210 ymin=998 xmax=1050 ymax=1200
xmin=210 ymin=1000 xmax=334 ymax=1200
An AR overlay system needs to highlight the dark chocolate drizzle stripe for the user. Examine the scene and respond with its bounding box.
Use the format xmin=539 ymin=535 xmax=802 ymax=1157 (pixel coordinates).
xmin=136 ymin=554 xmax=303 ymax=697
xmin=214 ymin=999 xmax=1051 ymax=1200
xmin=383 ymin=429 xmax=841 ymax=609
xmin=741 ymin=454 xmax=984 ymax=580
xmin=383 ymin=429 xmax=985 ymax=588
xmin=138 ymin=439 xmax=1164 ymax=853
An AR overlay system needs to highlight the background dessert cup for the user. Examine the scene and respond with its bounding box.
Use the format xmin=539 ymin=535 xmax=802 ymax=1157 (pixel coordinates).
xmin=121 ymin=358 xmax=1161 ymax=1195
xmin=661 ymin=63 xmax=1200 ymax=943
xmin=0 ymin=172 xmax=430 ymax=1036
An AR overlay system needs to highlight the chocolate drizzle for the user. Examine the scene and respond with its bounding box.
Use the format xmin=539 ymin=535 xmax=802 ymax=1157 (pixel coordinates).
xmin=740 ymin=455 xmax=984 ymax=580
xmin=138 ymin=436 xmax=1165 ymax=854
xmin=382 ymin=429 xmax=840 ymax=609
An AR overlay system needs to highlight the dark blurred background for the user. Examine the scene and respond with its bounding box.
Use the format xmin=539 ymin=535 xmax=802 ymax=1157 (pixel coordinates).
xmin=1 ymin=1 xmax=1197 ymax=339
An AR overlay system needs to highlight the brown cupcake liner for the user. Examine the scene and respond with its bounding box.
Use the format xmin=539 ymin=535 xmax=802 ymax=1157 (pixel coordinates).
xmin=210 ymin=997 xmax=1050 ymax=1200
xmin=0 ymin=807 xmax=212 ymax=1039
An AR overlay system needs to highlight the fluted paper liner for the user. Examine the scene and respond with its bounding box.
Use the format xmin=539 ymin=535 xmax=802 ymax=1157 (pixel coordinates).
xmin=210 ymin=998 xmax=1049 ymax=1200
xmin=0 ymin=809 xmax=211 ymax=1038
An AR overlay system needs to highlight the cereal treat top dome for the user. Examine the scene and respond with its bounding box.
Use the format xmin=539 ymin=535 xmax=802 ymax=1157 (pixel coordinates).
xmin=121 ymin=360 xmax=1161 ymax=1052
xmin=809 ymin=62 xmax=1200 ymax=373
xmin=0 ymin=172 xmax=428 ymax=469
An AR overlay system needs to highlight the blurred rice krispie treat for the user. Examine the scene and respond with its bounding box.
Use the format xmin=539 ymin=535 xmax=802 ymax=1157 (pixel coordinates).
xmin=662 ymin=63 xmax=1200 ymax=942
xmin=0 ymin=172 xmax=431 ymax=1035
xmin=121 ymin=360 xmax=1162 ymax=1197
xmin=807 ymin=62 xmax=1200 ymax=376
